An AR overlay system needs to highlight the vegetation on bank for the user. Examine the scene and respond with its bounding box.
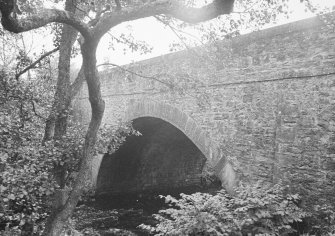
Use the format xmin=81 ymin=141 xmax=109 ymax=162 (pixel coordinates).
xmin=140 ymin=183 xmax=335 ymax=236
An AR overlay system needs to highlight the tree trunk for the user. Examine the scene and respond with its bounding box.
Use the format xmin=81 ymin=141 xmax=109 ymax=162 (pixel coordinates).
xmin=43 ymin=38 xmax=104 ymax=236
xmin=42 ymin=0 xmax=78 ymax=143
xmin=42 ymin=0 xmax=81 ymax=199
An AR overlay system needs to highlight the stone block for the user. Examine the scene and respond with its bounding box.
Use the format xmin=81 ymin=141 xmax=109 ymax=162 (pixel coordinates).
xmin=184 ymin=119 xmax=197 ymax=139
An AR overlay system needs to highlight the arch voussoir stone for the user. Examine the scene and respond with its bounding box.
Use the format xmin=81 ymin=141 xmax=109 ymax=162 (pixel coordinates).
xmin=184 ymin=118 xmax=197 ymax=138
xmin=192 ymin=127 xmax=203 ymax=148
xmin=196 ymin=131 xmax=207 ymax=154
xmin=164 ymin=104 xmax=176 ymax=123
xmin=122 ymin=99 xmax=237 ymax=192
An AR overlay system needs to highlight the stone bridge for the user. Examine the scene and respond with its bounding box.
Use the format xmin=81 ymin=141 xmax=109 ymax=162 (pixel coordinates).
xmin=75 ymin=14 xmax=335 ymax=197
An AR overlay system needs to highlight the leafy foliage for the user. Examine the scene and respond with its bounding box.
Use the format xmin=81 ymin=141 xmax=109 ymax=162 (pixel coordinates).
xmin=0 ymin=49 xmax=140 ymax=232
xmin=96 ymin=121 xmax=141 ymax=155
xmin=0 ymin=67 xmax=56 ymax=232
xmin=305 ymin=204 xmax=335 ymax=235
xmin=140 ymin=183 xmax=307 ymax=236
xmin=0 ymin=70 xmax=140 ymax=233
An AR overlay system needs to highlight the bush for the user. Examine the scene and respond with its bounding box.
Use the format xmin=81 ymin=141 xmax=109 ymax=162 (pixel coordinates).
xmin=305 ymin=203 xmax=335 ymax=235
xmin=140 ymin=183 xmax=307 ymax=236
xmin=0 ymin=68 xmax=56 ymax=234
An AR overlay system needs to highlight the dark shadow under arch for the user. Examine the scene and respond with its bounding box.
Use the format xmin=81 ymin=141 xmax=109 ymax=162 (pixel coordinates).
xmin=96 ymin=117 xmax=214 ymax=196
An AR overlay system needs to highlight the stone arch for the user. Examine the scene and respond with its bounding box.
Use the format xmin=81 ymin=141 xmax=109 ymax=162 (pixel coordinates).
xmin=91 ymin=99 xmax=236 ymax=192
xmin=125 ymin=99 xmax=216 ymax=164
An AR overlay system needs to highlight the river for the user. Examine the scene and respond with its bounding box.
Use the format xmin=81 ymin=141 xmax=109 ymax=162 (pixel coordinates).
xmin=74 ymin=186 xmax=221 ymax=235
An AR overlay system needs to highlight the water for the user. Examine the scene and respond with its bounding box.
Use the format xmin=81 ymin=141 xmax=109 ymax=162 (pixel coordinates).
xmin=76 ymin=186 xmax=221 ymax=235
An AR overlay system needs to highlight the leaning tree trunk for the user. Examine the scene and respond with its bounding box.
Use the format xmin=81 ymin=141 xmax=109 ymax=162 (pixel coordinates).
xmin=42 ymin=0 xmax=78 ymax=143
xmin=43 ymin=38 xmax=105 ymax=236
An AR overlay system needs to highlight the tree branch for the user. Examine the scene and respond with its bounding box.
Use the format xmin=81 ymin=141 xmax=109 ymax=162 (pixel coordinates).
xmin=155 ymin=15 xmax=206 ymax=46
xmin=31 ymin=100 xmax=47 ymax=120
xmin=93 ymin=0 xmax=235 ymax=37
xmin=96 ymin=63 xmax=202 ymax=102
xmin=154 ymin=16 xmax=218 ymax=66
xmin=15 ymin=47 xmax=59 ymax=80
xmin=115 ymin=0 xmax=121 ymax=11
xmin=97 ymin=62 xmax=174 ymax=88
xmin=154 ymin=16 xmax=199 ymax=53
xmin=0 ymin=1 xmax=91 ymax=38
xmin=69 ymin=65 xmax=85 ymax=100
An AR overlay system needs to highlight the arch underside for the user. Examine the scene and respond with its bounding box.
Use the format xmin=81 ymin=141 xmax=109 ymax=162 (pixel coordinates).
xmin=94 ymin=100 xmax=236 ymax=196
xmin=96 ymin=117 xmax=212 ymax=195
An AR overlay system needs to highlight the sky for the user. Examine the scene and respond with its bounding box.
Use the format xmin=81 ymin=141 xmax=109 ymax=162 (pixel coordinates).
xmin=29 ymin=0 xmax=335 ymax=70
xmin=94 ymin=0 xmax=335 ymax=67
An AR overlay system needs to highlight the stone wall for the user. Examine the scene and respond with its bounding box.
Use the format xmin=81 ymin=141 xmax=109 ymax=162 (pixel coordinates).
xmin=75 ymin=14 xmax=335 ymax=201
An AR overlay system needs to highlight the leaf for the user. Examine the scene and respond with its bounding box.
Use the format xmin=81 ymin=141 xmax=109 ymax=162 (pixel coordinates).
xmin=17 ymin=220 xmax=25 ymax=227
xmin=0 ymin=152 xmax=8 ymax=162
xmin=0 ymin=185 xmax=7 ymax=192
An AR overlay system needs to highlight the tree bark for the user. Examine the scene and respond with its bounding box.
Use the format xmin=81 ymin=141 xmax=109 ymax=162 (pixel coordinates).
xmin=43 ymin=38 xmax=104 ymax=236
xmin=43 ymin=0 xmax=79 ymax=143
